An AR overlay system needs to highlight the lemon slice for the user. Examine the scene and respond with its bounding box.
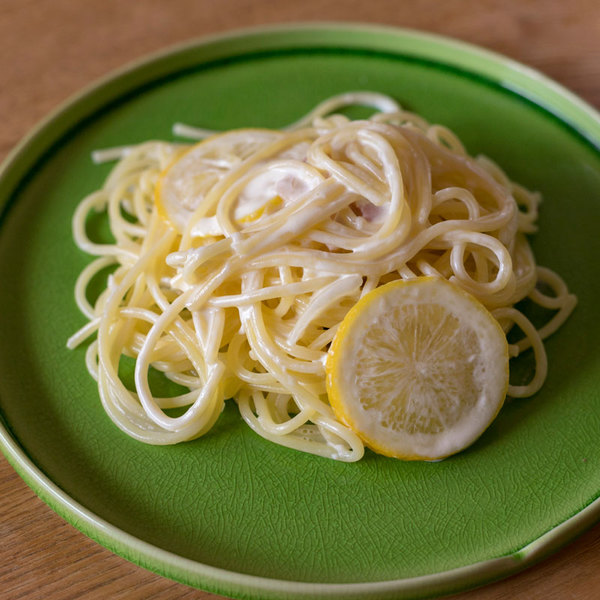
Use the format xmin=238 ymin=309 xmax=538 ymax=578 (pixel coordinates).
xmin=326 ymin=277 xmax=509 ymax=461
xmin=156 ymin=128 xmax=282 ymax=233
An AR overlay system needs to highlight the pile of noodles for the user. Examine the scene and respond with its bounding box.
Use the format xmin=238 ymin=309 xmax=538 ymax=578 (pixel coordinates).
xmin=68 ymin=92 xmax=576 ymax=461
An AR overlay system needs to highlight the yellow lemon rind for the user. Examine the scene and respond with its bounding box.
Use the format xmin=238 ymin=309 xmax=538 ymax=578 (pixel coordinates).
xmin=326 ymin=276 xmax=509 ymax=461
xmin=154 ymin=128 xmax=281 ymax=233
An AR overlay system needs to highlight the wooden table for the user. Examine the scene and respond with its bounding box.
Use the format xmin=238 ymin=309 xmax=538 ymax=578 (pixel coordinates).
xmin=1 ymin=1 xmax=599 ymax=598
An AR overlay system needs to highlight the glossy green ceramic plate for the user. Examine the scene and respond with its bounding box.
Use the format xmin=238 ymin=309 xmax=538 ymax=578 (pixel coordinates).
xmin=1 ymin=24 xmax=599 ymax=600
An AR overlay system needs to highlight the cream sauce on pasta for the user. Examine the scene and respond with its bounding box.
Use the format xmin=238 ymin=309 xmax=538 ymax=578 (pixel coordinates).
xmin=68 ymin=92 xmax=577 ymax=461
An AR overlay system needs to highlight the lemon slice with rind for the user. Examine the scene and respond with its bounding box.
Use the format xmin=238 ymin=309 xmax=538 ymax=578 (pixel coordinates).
xmin=326 ymin=276 xmax=509 ymax=461
xmin=156 ymin=128 xmax=282 ymax=233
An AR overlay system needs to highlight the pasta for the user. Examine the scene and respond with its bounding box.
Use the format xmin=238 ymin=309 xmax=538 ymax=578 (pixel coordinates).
xmin=68 ymin=92 xmax=576 ymax=461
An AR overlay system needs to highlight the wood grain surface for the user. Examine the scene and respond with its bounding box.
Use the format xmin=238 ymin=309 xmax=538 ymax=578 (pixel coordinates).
xmin=1 ymin=1 xmax=599 ymax=598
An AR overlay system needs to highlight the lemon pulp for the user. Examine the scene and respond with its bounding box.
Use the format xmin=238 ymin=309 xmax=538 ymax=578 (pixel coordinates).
xmin=326 ymin=277 xmax=509 ymax=460
xmin=155 ymin=128 xmax=282 ymax=233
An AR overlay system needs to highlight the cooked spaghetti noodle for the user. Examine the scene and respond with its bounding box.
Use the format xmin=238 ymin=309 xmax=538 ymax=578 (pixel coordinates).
xmin=68 ymin=92 xmax=576 ymax=461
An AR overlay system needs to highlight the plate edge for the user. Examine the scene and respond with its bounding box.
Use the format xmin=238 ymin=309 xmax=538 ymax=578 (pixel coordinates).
xmin=1 ymin=22 xmax=600 ymax=600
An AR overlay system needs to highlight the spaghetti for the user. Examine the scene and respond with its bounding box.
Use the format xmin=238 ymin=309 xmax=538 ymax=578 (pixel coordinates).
xmin=68 ymin=92 xmax=576 ymax=461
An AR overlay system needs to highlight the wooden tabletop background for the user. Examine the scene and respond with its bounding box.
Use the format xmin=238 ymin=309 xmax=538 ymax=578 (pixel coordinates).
xmin=1 ymin=1 xmax=599 ymax=598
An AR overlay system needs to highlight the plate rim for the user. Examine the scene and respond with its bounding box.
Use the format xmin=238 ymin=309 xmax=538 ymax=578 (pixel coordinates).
xmin=1 ymin=22 xmax=600 ymax=600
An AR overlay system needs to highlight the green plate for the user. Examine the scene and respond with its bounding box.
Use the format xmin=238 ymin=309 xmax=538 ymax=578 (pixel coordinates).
xmin=1 ymin=24 xmax=600 ymax=600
